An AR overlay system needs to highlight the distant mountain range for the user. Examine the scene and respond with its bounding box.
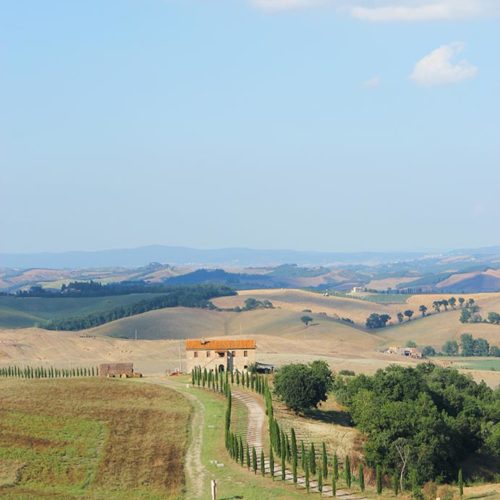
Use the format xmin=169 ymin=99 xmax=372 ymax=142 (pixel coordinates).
xmin=0 ymin=245 xmax=429 ymax=269
xmin=2 ymin=245 xmax=500 ymax=293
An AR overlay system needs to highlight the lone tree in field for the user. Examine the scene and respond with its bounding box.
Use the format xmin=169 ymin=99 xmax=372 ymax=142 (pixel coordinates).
xmin=273 ymin=361 xmax=332 ymax=413
xmin=419 ymin=305 xmax=427 ymax=317
xmin=397 ymin=312 xmax=404 ymax=324
xmin=404 ymin=309 xmax=414 ymax=321
xmin=301 ymin=315 xmax=313 ymax=327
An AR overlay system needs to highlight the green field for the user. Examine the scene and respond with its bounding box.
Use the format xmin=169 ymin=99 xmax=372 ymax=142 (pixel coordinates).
xmin=0 ymin=294 xmax=163 ymax=328
xmin=444 ymin=358 xmax=500 ymax=371
xmin=0 ymin=378 xmax=191 ymax=498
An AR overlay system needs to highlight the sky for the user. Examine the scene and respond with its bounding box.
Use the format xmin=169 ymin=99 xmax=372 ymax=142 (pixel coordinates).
xmin=0 ymin=0 xmax=499 ymax=254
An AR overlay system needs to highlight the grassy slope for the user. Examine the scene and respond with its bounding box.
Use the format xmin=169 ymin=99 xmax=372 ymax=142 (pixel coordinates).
xmin=0 ymin=294 xmax=163 ymax=329
xmin=0 ymin=378 xmax=191 ymax=499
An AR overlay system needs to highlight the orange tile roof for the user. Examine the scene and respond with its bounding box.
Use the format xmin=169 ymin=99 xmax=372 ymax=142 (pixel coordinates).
xmin=185 ymin=339 xmax=256 ymax=350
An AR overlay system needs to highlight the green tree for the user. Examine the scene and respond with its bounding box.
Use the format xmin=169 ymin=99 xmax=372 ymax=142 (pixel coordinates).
xmin=261 ymin=449 xmax=265 ymax=476
xmin=422 ymin=345 xmax=436 ymax=357
xmin=458 ymin=297 xmax=465 ymax=307
xmin=332 ymin=474 xmax=337 ymax=497
xmin=397 ymin=312 xmax=404 ymax=324
xmin=419 ymin=305 xmax=427 ymax=317
xmin=269 ymin=447 xmax=275 ymax=480
xmin=310 ymin=443 xmax=316 ymax=475
xmin=252 ymin=447 xmax=258 ymax=474
xmin=333 ymin=452 xmax=339 ymax=480
xmin=359 ymin=464 xmax=365 ymax=492
xmin=442 ymin=340 xmax=459 ymax=356
xmin=318 ymin=468 xmax=323 ymax=493
xmin=301 ymin=315 xmax=313 ymax=327
xmin=406 ymin=340 xmax=417 ymax=348
xmin=461 ymin=333 xmax=474 ymax=356
xmin=366 ymin=313 xmax=391 ymax=329
xmin=322 ymin=442 xmax=328 ymax=478
xmin=273 ymin=362 xmax=332 ymax=412
xmin=392 ymin=474 xmax=399 ymax=496
xmin=460 ymin=308 xmax=472 ymax=324
xmin=404 ymin=309 xmax=414 ymax=321
xmin=305 ymin=457 xmax=310 ymax=492
xmin=449 ymin=297 xmax=457 ymax=309
xmin=345 ymin=456 xmax=351 ymax=488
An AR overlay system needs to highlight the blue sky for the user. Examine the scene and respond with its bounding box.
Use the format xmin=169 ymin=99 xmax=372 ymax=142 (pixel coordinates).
xmin=1 ymin=0 xmax=499 ymax=253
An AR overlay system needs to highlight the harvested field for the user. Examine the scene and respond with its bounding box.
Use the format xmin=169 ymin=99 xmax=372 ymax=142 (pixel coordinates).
xmin=0 ymin=378 xmax=191 ymax=499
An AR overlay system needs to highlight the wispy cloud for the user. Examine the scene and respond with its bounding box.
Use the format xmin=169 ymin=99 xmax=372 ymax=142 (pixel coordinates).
xmin=363 ymin=76 xmax=381 ymax=88
xmin=249 ymin=0 xmax=499 ymax=21
xmin=410 ymin=42 xmax=478 ymax=86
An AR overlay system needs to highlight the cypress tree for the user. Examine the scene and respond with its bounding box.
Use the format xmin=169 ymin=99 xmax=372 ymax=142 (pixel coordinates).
xmin=345 ymin=456 xmax=351 ymax=488
xmin=305 ymin=458 xmax=310 ymax=492
xmin=318 ymin=469 xmax=323 ymax=493
xmin=246 ymin=445 xmax=251 ymax=469
xmin=458 ymin=469 xmax=463 ymax=497
xmin=252 ymin=447 xmax=257 ymax=474
xmin=322 ymin=442 xmax=328 ymax=479
xmin=236 ymin=370 xmax=240 ymax=385
xmin=285 ymin=433 xmax=291 ymax=463
xmin=269 ymin=446 xmax=275 ymax=480
xmin=310 ymin=443 xmax=316 ymax=476
xmin=281 ymin=447 xmax=286 ymax=481
xmin=239 ymin=436 xmax=244 ymax=465
xmin=231 ymin=370 xmax=234 ymax=384
xmin=291 ymin=428 xmax=297 ymax=460
xmin=392 ymin=474 xmax=399 ymax=496
xmin=301 ymin=441 xmax=306 ymax=472
xmin=376 ymin=465 xmax=382 ymax=495
xmin=292 ymin=450 xmax=297 ymax=484
xmin=191 ymin=369 xmax=195 ymax=385
xmin=333 ymin=452 xmax=339 ymax=480
xmin=332 ymin=475 xmax=337 ymax=497
xmin=359 ymin=464 xmax=365 ymax=492
xmin=261 ymin=449 xmax=265 ymax=476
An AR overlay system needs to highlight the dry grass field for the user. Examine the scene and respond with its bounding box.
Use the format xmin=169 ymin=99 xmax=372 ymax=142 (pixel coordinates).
xmin=0 ymin=378 xmax=191 ymax=499
xmin=0 ymin=288 xmax=499 ymax=387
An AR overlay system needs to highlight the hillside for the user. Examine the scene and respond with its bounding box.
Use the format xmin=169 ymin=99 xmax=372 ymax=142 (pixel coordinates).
xmin=0 ymin=293 xmax=164 ymax=328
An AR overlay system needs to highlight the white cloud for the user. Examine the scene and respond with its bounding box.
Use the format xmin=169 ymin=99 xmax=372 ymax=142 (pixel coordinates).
xmin=410 ymin=42 xmax=478 ymax=86
xmin=363 ymin=76 xmax=381 ymax=88
xmin=350 ymin=1 xmax=491 ymax=22
xmin=249 ymin=0 xmax=499 ymax=21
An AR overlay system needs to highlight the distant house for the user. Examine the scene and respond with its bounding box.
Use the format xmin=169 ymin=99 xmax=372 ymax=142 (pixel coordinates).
xmin=99 ymin=362 xmax=135 ymax=377
xmin=384 ymin=346 xmax=422 ymax=359
xmin=351 ymin=286 xmax=365 ymax=294
xmin=185 ymin=339 xmax=256 ymax=373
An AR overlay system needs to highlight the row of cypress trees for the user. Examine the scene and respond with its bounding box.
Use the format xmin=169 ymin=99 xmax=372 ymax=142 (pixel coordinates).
xmin=0 ymin=365 xmax=98 ymax=379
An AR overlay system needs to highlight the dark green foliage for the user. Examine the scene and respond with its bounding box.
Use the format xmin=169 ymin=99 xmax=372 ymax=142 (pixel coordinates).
xmin=246 ymin=445 xmax=251 ymax=469
xmin=305 ymin=457 xmax=310 ymax=492
xmin=0 ymin=365 xmax=96 ymax=379
xmin=365 ymin=313 xmax=391 ymax=329
xmin=252 ymin=447 xmax=257 ymax=474
xmin=301 ymin=441 xmax=306 ymax=472
xmin=322 ymin=442 xmax=328 ymax=478
xmin=359 ymin=464 xmax=365 ymax=492
xmin=442 ymin=340 xmax=459 ymax=356
xmin=318 ymin=469 xmax=323 ymax=493
xmin=269 ymin=447 xmax=275 ymax=480
xmin=261 ymin=450 xmax=265 ymax=476
xmin=43 ymin=284 xmax=235 ymax=330
xmin=333 ymin=452 xmax=339 ymax=480
xmin=422 ymin=346 xmax=436 ymax=357
xmin=392 ymin=474 xmax=399 ymax=496
xmin=345 ymin=456 xmax=351 ymax=488
xmin=332 ymin=475 xmax=336 ymax=497
xmin=281 ymin=447 xmax=286 ymax=481
xmin=273 ymin=361 xmax=332 ymax=412
xmin=376 ymin=465 xmax=382 ymax=495
xmin=332 ymin=364 xmax=499 ymax=484
xmin=310 ymin=443 xmax=316 ymax=476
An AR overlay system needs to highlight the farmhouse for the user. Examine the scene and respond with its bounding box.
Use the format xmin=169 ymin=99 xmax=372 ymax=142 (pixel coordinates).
xmin=185 ymin=339 xmax=256 ymax=373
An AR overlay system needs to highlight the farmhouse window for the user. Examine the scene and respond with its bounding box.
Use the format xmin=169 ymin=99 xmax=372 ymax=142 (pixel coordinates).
xmin=218 ymin=351 xmax=225 ymax=358
xmin=243 ymin=351 xmax=248 ymax=357
xmin=194 ymin=352 xmax=198 ymax=358
xmin=231 ymin=351 xmax=236 ymax=357
xmin=206 ymin=351 xmax=211 ymax=357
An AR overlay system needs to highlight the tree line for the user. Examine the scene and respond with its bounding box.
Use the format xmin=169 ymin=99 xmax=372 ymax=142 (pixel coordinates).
xmin=42 ymin=284 xmax=235 ymax=331
xmin=365 ymin=297 xmax=480 ymax=329
xmin=0 ymin=365 xmax=98 ymax=378
xmin=332 ymin=364 xmax=499 ymax=486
